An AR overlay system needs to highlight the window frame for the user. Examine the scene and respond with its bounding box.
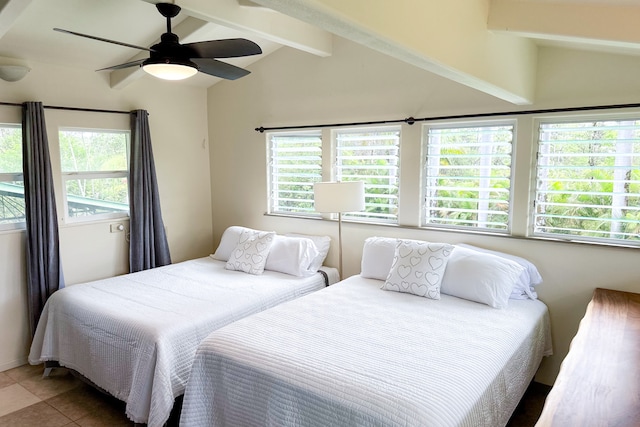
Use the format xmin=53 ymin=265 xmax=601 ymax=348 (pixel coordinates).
xmin=421 ymin=119 xmax=516 ymax=234
xmin=262 ymin=108 xmax=640 ymax=250
xmin=58 ymin=127 xmax=130 ymax=224
xmin=267 ymin=130 xmax=323 ymax=218
xmin=0 ymin=123 xmax=25 ymax=231
xmin=531 ymin=112 xmax=640 ymax=247
xmin=334 ymin=125 xmax=401 ymax=224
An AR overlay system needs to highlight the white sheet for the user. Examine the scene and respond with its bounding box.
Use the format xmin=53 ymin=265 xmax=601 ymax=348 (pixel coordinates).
xmin=181 ymin=275 xmax=552 ymax=427
xmin=28 ymin=257 xmax=335 ymax=426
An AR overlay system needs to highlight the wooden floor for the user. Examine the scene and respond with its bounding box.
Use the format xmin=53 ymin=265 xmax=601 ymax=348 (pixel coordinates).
xmin=507 ymin=381 xmax=552 ymax=427
xmin=0 ymin=363 xmax=550 ymax=426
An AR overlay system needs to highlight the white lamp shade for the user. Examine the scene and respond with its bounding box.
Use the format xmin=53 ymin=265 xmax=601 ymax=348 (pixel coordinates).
xmin=314 ymin=181 xmax=365 ymax=213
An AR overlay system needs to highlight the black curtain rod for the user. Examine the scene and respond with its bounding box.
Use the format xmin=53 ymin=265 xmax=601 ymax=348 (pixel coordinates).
xmin=0 ymin=101 xmax=130 ymax=115
xmin=254 ymin=102 xmax=640 ymax=133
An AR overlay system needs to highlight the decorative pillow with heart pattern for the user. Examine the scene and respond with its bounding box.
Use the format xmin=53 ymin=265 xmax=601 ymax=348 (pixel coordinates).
xmin=381 ymin=239 xmax=454 ymax=300
xmin=225 ymin=229 xmax=276 ymax=275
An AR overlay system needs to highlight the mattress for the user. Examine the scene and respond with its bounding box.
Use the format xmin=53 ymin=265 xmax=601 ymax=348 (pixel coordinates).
xmin=180 ymin=274 xmax=552 ymax=427
xmin=28 ymin=256 xmax=336 ymax=427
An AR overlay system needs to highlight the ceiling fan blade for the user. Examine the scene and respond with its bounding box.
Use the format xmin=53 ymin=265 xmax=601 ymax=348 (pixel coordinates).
xmin=184 ymin=39 xmax=262 ymax=59
xmin=54 ymin=28 xmax=152 ymax=52
xmin=97 ymin=59 xmax=146 ymax=71
xmin=192 ymin=58 xmax=251 ymax=80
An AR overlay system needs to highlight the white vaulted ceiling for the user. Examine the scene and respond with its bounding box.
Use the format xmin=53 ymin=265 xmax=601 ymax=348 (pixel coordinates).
xmin=1 ymin=0 xmax=640 ymax=102
xmin=0 ymin=0 xmax=331 ymax=88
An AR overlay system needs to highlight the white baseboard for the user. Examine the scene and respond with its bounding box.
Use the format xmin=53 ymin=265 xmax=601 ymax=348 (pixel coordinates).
xmin=0 ymin=357 xmax=28 ymax=373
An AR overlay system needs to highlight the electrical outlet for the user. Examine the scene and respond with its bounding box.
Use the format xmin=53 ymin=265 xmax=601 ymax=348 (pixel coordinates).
xmin=110 ymin=223 xmax=125 ymax=233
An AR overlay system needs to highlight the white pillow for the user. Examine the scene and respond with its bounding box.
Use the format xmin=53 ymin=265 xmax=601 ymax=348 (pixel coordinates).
xmin=381 ymin=239 xmax=453 ymax=300
xmin=225 ymin=230 xmax=276 ymax=275
xmin=457 ymin=243 xmax=542 ymax=300
xmin=360 ymin=236 xmax=398 ymax=280
xmin=441 ymin=246 xmax=525 ymax=309
xmin=212 ymin=226 xmax=251 ymax=261
xmin=286 ymin=233 xmax=331 ymax=271
xmin=265 ymin=235 xmax=320 ymax=277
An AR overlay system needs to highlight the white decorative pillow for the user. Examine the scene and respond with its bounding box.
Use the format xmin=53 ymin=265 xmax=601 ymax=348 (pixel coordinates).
xmin=382 ymin=239 xmax=454 ymax=300
xmin=265 ymin=235 xmax=320 ymax=277
xmin=285 ymin=233 xmax=331 ymax=271
xmin=441 ymin=246 xmax=525 ymax=309
xmin=360 ymin=236 xmax=398 ymax=280
xmin=212 ymin=226 xmax=252 ymax=261
xmin=457 ymin=243 xmax=542 ymax=300
xmin=225 ymin=230 xmax=276 ymax=275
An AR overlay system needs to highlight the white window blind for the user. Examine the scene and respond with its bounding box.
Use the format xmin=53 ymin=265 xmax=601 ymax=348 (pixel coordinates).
xmin=268 ymin=132 xmax=322 ymax=216
xmin=424 ymin=124 xmax=513 ymax=231
xmin=0 ymin=124 xmax=24 ymax=230
xmin=534 ymin=119 xmax=640 ymax=244
xmin=336 ymin=127 xmax=400 ymax=222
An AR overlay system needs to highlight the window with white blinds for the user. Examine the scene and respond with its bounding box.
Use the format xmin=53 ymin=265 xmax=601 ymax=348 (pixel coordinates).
xmin=336 ymin=127 xmax=400 ymax=223
xmin=268 ymin=131 xmax=322 ymax=216
xmin=424 ymin=123 xmax=513 ymax=231
xmin=534 ymin=119 xmax=640 ymax=244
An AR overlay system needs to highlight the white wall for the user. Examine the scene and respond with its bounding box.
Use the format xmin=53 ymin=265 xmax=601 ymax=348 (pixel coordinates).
xmin=207 ymin=37 xmax=640 ymax=385
xmin=0 ymin=62 xmax=213 ymax=371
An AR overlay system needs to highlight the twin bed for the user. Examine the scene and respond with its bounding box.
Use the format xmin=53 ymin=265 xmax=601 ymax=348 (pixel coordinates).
xmin=29 ymin=227 xmax=338 ymax=426
xmin=29 ymin=229 xmax=552 ymax=427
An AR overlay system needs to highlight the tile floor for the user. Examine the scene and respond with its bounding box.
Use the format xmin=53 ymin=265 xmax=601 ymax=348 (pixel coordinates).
xmin=0 ymin=364 xmax=133 ymax=426
xmin=0 ymin=363 xmax=549 ymax=427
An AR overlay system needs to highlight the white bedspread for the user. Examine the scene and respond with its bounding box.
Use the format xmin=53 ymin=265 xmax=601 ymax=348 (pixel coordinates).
xmin=181 ymin=275 xmax=552 ymax=427
xmin=29 ymin=257 xmax=333 ymax=426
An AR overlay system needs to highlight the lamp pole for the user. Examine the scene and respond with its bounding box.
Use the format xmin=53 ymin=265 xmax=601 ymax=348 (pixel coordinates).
xmin=338 ymin=211 xmax=344 ymax=280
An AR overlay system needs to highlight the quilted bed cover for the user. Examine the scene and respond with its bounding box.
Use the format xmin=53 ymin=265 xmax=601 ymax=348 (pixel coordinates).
xmin=28 ymin=256 xmax=334 ymax=426
xmin=181 ymin=275 xmax=552 ymax=427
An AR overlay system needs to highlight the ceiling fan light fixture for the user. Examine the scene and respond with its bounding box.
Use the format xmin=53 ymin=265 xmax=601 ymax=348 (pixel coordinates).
xmin=142 ymin=59 xmax=197 ymax=81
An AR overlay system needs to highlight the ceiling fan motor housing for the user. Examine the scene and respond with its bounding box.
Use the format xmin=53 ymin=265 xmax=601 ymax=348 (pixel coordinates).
xmin=144 ymin=32 xmax=198 ymax=69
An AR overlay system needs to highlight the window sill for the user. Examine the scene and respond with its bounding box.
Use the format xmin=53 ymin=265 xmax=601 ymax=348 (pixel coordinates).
xmin=264 ymin=213 xmax=639 ymax=251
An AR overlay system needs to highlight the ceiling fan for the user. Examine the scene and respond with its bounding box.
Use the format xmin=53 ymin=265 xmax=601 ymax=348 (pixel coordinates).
xmin=54 ymin=2 xmax=262 ymax=81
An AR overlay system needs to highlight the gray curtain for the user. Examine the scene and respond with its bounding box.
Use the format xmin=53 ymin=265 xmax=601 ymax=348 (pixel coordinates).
xmin=22 ymin=101 xmax=64 ymax=337
xmin=129 ymin=109 xmax=171 ymax=272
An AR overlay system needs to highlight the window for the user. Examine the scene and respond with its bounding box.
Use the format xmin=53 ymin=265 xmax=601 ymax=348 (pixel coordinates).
xmin=336 ymin=127 xmax=400 ymax=222
xmin=59 ymin=129 xmax=129 ymax=221
xmin=268 ymin=131 xmax=322 ymax=216
xmin=534 ymin=118 xmax=640 ymax=244
xmin=0 ymin=125 xmax=24 ymax=230
xmin=424 ymin=123 xmax=513 ymax=231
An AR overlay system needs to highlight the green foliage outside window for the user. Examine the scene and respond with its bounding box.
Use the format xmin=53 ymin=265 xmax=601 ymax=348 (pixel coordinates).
xmin=425 ymin=125 xmax=512 ymax=230
xmin=0 ymin=126 xmax=25 ymax=225
xmin=59 ymin=130 xmax=129 ymax=217
xmin=337 ymin=129 xmax=399 ymax=222
xmin=0 ymin=126 xmax=22 ymax=173
xmin=59 ymin=131 xmax=128 ymax=172
xmin=536 ymin=121 xmax=640 ymax=242
xmin=269 ymin=134 xmax=322 ymax=215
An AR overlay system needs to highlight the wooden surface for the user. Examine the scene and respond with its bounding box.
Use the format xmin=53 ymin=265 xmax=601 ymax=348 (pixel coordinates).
xmin=536 ymin=288 xmax=640 ymax=427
